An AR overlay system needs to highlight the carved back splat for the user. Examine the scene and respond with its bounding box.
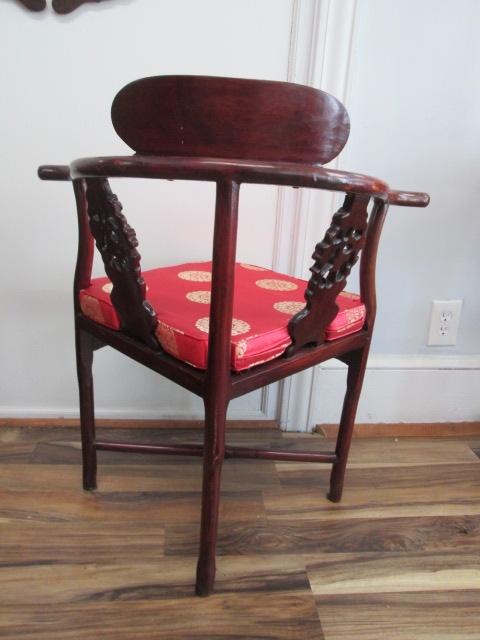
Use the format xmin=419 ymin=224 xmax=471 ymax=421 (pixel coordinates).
xmin=286 ymin=193 xmax=370 ymax=355
xmin=84 ymin=178 xmax=159 ymax=349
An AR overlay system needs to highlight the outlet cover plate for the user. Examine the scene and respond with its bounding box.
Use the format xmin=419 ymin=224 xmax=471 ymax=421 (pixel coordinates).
xmin=428 ymin=299 xmax=463 ymax=346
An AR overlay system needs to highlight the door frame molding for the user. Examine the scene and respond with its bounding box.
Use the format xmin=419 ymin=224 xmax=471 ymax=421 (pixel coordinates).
xmin=266 ymin=0 xmax=359 ymax=430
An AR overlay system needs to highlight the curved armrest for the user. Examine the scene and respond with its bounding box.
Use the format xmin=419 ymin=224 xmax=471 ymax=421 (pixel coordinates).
xmin=388 ymin=190 xmax=429 ymax=207
xmin=70 ymin=155 xmax=389 ymax=197
xmin=38 ymin=165 xmax=71 ymax=181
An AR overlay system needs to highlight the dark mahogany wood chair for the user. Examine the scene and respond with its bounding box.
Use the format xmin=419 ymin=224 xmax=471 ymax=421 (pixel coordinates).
xmin=38 ymin=75 xmax=429 ymax=596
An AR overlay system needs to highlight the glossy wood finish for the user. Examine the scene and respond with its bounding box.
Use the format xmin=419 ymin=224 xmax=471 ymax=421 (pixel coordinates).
xmin=328 ymin=347 xmax=370 ymax=502
xmin=85 ymin=178 xmax=159 ymax=348
xmin=75 ymin=313 xmax=369 ymax=400
xmin=75 ymin=328 xmax=96 ymax=490
xmin=1 ymin=427 xmax=479 ymax=639
xmin=94 ymin=439 xmax=337 ymax=464
xmin=359 ymin=198 xmax=389 ymax=331
xmin=69 ymin=155 xmax=390 ymax=195
xmin=196 ymin=179 xmax=239 ymax=595
xmin=111 ymin=75 xmax=350 ymax=164
xmin=72 ymin=178 xmax=93 ymax=298
xmin=76 ymin=314 xmax=205 ymax=396
xmin=287 ymin=194 xmax=370 ymax=354
xmin=37 ymin=165 xmax=70 ymax=181
xmin=231 ymin=331 xmax=370 ymax=398
xmin=38 ymin=75 xmax=429 ymax=596
xmin=388 ymin=189 xmax=430 ymax=207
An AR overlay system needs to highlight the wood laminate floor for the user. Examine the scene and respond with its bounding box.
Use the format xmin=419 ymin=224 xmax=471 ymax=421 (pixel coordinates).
xmin=1 ymin=427 xmax=479 ymax=639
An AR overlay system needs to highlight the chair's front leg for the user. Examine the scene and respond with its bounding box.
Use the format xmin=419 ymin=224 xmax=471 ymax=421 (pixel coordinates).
xmin=195 ymin=390 xmax=228 ymax=596
xmin=196 ymin=178 xmax=239 ymax=596
xmin=328 ymin=345 xmax=369 ymax=502
xmin=75 ymin=326 xmax=97 ymax=490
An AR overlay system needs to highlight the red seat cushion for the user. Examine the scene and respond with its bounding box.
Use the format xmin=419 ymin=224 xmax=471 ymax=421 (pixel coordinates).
xmin=79 ymin=262 xmax=365 ymax=371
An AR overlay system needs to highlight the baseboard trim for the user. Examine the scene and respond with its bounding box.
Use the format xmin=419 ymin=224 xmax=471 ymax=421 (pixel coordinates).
xmin=316 ymin=422 xmax=480 ymax=438
xmin=319 ymin=354 xmax=480 ymax=370
xmin=0 ymin=418 xmax=279 ymax=430
xmin=3 ymin=418 xmax=478 ymax=437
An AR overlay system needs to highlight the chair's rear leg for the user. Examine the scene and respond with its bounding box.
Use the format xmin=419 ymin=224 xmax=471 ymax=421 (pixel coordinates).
xmin=75 ymin=326 xmax=97 ymax=491
xmin=328 ymin=346 xmax=369 ymax=503
xmin=195 ymin=392 xmax=228 ymax=597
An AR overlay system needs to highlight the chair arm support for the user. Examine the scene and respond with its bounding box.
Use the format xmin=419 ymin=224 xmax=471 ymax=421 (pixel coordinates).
xmin=388 ymin=190 xmax=430 ymax=207
xmin=70 ymin=155 xmax=389 ymax=197
xmin=38 ymin=165 xmax=71 ymax=181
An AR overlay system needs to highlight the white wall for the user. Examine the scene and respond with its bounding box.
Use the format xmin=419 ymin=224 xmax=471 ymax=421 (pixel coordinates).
xmin=0 ymin=0 xmax=478 ymax=425
xmin=0 ymin=0 xmax=292 ymax=419
xmin=309 ymin=0 xmax=480 ymax=425
xmin=344 ymin=0 xmax=480 ymax=357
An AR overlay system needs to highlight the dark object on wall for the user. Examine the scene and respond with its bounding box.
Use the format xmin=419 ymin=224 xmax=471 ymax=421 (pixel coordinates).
xmin=13 ymin=0 xmax=113 ymax=13
xmin=52 ymin=0 xmax=112 ymax=14
xmin=15 ymin=0 xmax=46 ymax=10
xmin=38 ymin=75 xmax=429 ymax=597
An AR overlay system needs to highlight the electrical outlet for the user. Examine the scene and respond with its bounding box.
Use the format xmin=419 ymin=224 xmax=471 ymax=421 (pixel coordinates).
xmin=427 ymin=300 xmax=463 ymax=346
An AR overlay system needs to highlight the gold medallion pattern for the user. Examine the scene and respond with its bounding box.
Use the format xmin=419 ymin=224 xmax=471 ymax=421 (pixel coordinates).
xmin=102 ymin=282 xmax=149 ymax=294
xmin=235 ymin=339 xmax=248 ymax=359
xmin=80 ymin=295 xmax=104 ymax=324
xmin=178 ymin=270 xmax=211 ymax=282
xmin=339 ymin=290 xmax=360 ymax=300
xmin=273 ymin=301 xmax=306 ymax=315
xmin=195 ymin=317 xmax=210 ymax=333
xmin=186 ymin=290 xmax=211 ymax=304
xmin=344 ymin=307 xmax=365 ymax=325
xmin=155 ymin=321 xmax=179 ymax=356
xmin=255 ymin=278 xmax=298 ymax=291
xmin=195 ymin=317 xmax=251 ymax=336
xmin=240 ymin=263 xmax=267 ymax=271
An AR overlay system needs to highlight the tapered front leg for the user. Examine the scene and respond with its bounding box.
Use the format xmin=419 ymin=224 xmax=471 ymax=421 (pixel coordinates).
xmin=195 ymin=179 xmax=239 ymax=596
xmin=75 ymin=326 xmax=97 ymax=491
xmin=328 ymin=346 xmax=369 ymax=502
xmin=195 ymin=392 xmax=228 ymax=596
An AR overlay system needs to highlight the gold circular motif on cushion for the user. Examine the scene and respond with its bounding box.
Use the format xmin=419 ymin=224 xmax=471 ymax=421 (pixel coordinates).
xmin=102 ymin=282 xmax=149 ymax=294
xmin=178 ymin=270 xmax=212 ymax=282
xmin=195 ymin=317 xmax=251 ymax=336
xmin=240 ymin=263 xmax=267 ymax=271
xmin=80 ymin=295 xmax=104 ymax=324
xmin=273 ymin=301 xmax=306 ymax=315
xmin=231 ymin=319 xmax=251 ymax=336
xmin=235 ymin=339 xmax=248 ymax=358
xmin=255 ymin=279 xmax=298 ymax=291
xmin=155 ymin=321 xmax=179 ymax=356
xmin=195 ymin=317 xmax=210 ymax=333
xmin=186 ymin=290 xmax=211 ymax=304
xmin=339 ymin=291 xmax=360 ymax=300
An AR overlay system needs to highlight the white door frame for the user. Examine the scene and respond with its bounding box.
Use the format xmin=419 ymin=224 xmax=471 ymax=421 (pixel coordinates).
xmin=265 ymin=0 xmax=359 ymax=431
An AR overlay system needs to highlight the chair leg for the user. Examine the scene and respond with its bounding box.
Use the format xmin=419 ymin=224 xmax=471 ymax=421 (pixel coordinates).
xmin=75 ymin=326 xmax=97 ymax=491
xmin=328 ymin=346 xmax=369 ymax=503
xmin=195 ymin=392 xmax=228 ymax=597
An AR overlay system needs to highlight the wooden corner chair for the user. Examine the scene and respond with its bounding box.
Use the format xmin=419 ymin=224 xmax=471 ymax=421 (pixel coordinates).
xmin=38 ymin=75 xmax=429 ymax=596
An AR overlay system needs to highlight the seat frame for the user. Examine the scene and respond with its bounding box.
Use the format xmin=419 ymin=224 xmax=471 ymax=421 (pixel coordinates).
xmin=39 ymin=75 xmax=429 ymax=596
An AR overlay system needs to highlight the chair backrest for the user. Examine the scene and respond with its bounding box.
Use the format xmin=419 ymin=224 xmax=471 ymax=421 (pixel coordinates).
xmin=75 ymin=76 xmax=374 ymax=353
xmin=111 ymin=75 xmax=350 ymax=164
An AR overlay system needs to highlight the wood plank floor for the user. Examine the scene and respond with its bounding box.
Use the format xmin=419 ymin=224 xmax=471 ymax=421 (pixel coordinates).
xmin=1 ymin=427 xmax=479 ymax=639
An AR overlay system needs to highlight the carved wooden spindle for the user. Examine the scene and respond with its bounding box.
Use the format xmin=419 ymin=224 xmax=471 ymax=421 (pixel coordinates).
xmin=84 ymin=178 xmax=159 ymax=349
xmin=286 ymin=193 xmax=371 ymax=355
